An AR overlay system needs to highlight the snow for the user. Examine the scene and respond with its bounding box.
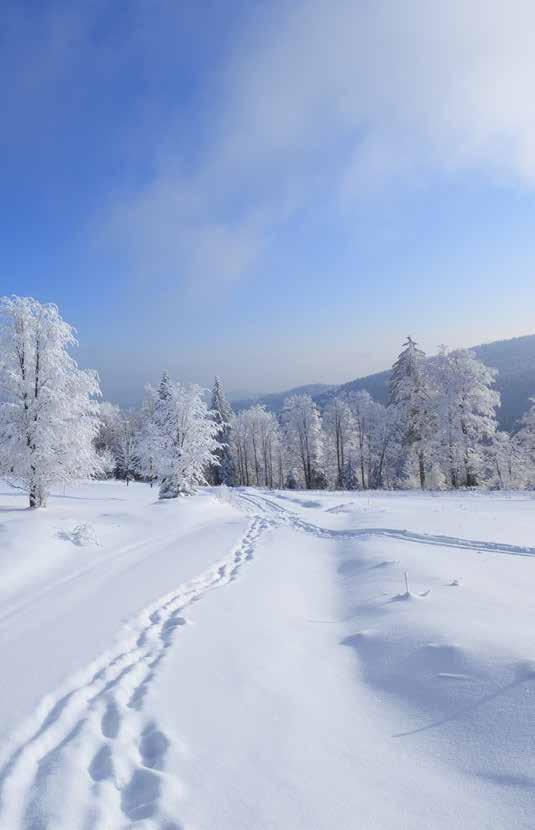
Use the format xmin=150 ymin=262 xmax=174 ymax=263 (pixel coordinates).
xmin=1 ymin=482 xmax=535 ymax=828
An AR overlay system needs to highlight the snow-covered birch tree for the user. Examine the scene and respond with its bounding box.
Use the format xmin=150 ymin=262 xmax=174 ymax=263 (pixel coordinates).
xmin=230 ymin=405 xmax=282 ymax=488
xmin=136 ymin=385 xmax=159 ymax=487
xmin=231 ymin=409 xmax=252 ymax=486
xmin=282 ymin=394 xmax=324 ymax=489
xmin=0 ymin=296 xmax=101 ymax=507
xmin=509 ymin=398 xmax=535 ymax=488
xmin=323 ymin=397 xmax=354 ymax=488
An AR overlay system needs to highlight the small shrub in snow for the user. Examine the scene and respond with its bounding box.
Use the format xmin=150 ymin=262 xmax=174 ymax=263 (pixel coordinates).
xmin=58 ymin=523 xmax=100 ymax=547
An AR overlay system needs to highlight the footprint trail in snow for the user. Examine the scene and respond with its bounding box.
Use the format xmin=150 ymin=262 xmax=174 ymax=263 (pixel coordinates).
xmin=1 ymin=488 xmax=523 ymax=830
xmin=0 ymin=515 xmax=270 ymax=830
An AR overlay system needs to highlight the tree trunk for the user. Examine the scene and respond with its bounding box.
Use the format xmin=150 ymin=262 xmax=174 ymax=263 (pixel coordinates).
xmin=159 ymin=476 xmax=179 ymax=499
xmin=29 ymin=481 xmax=46 ymax=508
xmin=418 ymin=451 xmax=426 ymax=489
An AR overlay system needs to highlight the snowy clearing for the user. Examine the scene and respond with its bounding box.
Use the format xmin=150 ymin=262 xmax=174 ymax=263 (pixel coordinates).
xmin=1 ymin=482 xmax=535 ymax=828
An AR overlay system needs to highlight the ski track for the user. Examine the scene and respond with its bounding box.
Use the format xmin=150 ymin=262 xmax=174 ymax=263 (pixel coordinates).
xmin=236 ymin=490 xmax=535 ymax=559
xmin=0 ymin=513 xmax=271 ymax=830
xmin=1 ymin=489 xmax=531 ymax=829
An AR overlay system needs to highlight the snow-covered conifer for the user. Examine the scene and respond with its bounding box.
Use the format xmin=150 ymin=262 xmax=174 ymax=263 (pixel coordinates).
xmin=150 ymin=375 xmax=222 ymax=498
xmin=208 ymin=377 xmax=236 ymax=486
xmin=114 ymin=410 xmax=140 ymax=485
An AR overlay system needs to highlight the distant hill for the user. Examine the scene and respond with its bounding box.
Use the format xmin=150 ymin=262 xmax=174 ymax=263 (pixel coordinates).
xmin=232 ymin=334 xmax=535 ymax=430
xmin=473 ymin=335 xmax=535 ymax=429
xmin=232 ymin=383 xmax=336 ymax=415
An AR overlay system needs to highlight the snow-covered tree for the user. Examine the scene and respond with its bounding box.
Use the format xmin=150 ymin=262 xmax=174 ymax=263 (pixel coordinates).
xmin=346 ymin=393 xmax=403 ymax=489
xmin=272 ymin=428 xmax=288 ymax=489
xmin=431 ymin=348 xmax=499 ymax=487
xmin=323 ymin=397 xmax=355 ymax=488
xmin=94 ymin=401 xmax=121 ymax=478
xmin=340 ymin=457 xmax=359 ymax=490
xmin=489 ymin=430 xmax=526 ymax=489
xmin=150 ymin=374 xmax=221 ymax=498
xmin=368 ymin=402 xmax=403 ymax=489
xmin=94 ymin=402 xmax=142 ymax=484
xmin=231 ymin=409 xmax=252 ymax=486
xmin=282 ymin=394 xmax=324 ymax=489
xmin=256 ymin=407 xmax=281 ymax=489
xmin=114 ymin=409 xmax=140 ymax=485
xmin=208 ymin=377 xmax=236 ymax=486
xmin=0 ymin=296 xmax=101 ymax=507
xmin=230 ymin=404 xmax=282 ymax=488
xmin=136 ymin=385 xmax=159 ymax=487
xmin=389 ymin=337 xmax=435 ymax=489
xmin=508 ymin=399 xmax=535 ymax=488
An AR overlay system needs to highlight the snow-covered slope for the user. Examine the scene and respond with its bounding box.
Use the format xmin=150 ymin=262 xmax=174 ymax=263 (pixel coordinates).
xmin=1 ymin=482 xmax=535 ymax=828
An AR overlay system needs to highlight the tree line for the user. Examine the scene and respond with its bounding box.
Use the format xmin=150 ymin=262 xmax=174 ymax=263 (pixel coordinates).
xmin=1 ymin=296 xmax=534 ymax=508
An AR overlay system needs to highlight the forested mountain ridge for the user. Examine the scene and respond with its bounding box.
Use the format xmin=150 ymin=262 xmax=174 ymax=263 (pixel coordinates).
xmin=232 ymin=383 xmax=335 ymax=417
xmin=233 ymin=334 xmax=535 ymax=429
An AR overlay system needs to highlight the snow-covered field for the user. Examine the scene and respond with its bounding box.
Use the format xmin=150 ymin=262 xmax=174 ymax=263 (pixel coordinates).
xmin=1 ymin=482 xmax=535 ymax=829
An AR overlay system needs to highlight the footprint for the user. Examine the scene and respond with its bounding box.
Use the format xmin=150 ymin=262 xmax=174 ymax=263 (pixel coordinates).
xmin=89 ymin=744 xmax=114 ymax=782
xmin=121 ymin=767 xmax=161 ymax=821
xmin=127 ymin=670 xmax=155 ymax=711
xmin=160 ymin=616 xmax=187 ymax=647
xmin=139 ymin=723 xmax=170 ymax=770
xmin=101 ymin=698 xmax=120 ymax=739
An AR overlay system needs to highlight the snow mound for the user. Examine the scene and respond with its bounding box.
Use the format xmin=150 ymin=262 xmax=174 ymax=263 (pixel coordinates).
xmin=389 ymin=589 xmax=431 ymax=602
xmin=58 ymin=522 xmax=100 ymax=547
xmin=326 ymin=502 xmax=354 ymax=514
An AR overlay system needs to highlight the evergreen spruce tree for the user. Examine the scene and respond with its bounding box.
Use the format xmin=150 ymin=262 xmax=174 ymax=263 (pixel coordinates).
xmin=155 ymin=371 xmax=178 ymax=499
xmin=209 ymin=377 xmax=236 ymax=485
xmin=152 ymin=372 xmax=222 ymax=499
xmin=285 ymin=471 xmax=298 ymax=490
xmin=340 ymin=458 xmax=359 ymax=490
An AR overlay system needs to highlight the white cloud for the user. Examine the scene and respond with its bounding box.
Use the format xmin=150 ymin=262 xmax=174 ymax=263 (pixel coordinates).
xmin=107 ymin=0 xmax=535 ymax=285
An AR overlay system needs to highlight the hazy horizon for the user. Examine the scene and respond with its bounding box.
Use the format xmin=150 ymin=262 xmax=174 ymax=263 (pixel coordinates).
xmin=91 ymin=327 xmax=535 ymax=408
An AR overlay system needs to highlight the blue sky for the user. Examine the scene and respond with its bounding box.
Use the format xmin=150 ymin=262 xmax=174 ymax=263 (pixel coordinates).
xmin=3 ymin=0 xmax=535 ymax=405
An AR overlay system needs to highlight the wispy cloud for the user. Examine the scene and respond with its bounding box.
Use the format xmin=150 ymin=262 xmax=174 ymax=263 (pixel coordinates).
xmin=103 ymin=0 xmax=535 ymax=289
